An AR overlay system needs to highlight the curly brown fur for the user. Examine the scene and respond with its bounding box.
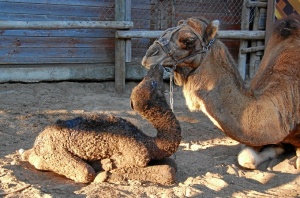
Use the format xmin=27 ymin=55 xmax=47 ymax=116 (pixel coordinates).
xmin=21 ymin=64 xmax=181 ymax=184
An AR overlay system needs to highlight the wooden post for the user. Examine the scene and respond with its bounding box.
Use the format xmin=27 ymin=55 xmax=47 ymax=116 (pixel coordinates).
xmin=249 ymin=4 xmax=259 ymax=78
xmin=115 ymin=0 xmax=131 ymax=93
xmin=125 ymin=0 xmax=132 ymax=63
xmin=265 ymin=0 xmax=275 ymax=44
xmin=238 ymin=0 xmax=251 ymax=79
xmin=252 ymin=0 xmax=267 ymax=76
xmin=171 ymin=0 xmax=176 ymax=27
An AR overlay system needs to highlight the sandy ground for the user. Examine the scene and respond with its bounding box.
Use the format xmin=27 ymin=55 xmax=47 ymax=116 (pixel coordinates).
xmin=0 ymin=81 xmax=300 ymax=198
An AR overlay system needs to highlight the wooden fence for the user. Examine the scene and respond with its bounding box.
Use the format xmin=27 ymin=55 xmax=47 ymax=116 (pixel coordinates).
xmin=0 ymin=0 xmax=276 ymax=93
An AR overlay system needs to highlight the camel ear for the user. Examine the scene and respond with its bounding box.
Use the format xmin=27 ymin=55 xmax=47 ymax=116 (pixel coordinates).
xmin=204 ymin=20 xmax=219 ymax=43
xmin=178 ymin=20 xmax=185 ymax=25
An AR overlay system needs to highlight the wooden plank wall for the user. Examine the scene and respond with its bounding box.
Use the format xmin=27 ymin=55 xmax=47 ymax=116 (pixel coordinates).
xmin=0 ymin=0 xmax=246 ymax=82
xmin=0 ymin=0 xmax=115 ymax=64
xmin=0 ymin=0 xmax=116 ymax=78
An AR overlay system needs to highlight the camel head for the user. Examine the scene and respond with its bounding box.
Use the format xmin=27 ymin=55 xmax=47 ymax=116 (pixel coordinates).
xmin=266 ymin=15 xmax=300 ymax=51
xmin=142 ymin=17 xmax=219 ymax=70
xmin=131 ymin=64 xmax=165 ymax=112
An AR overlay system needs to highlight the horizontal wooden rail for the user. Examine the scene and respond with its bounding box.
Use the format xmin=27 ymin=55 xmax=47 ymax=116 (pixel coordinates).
xmin=0 ymin=21 xmax=134 ymax=30
xmin=246 ymin=2 xmax=267 ymax=8
xmin=116 ymin=30 xmax=265 ymax=40
xmin=241 ymin=45 xmax=265 ymax=54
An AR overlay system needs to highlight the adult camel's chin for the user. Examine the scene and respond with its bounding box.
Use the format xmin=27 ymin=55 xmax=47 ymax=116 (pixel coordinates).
xmin=142 ymin=16 xmax=300 ymax=169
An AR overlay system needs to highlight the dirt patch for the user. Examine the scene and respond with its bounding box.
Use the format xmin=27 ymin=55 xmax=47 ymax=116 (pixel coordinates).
xmin=0 ymin=81 xmax=299 ymax=197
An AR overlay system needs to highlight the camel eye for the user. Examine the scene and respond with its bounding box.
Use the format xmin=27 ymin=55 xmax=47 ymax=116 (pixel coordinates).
xmin=152 ymin=50 xmax=159 ymax=56
xmin=182 ymin=38 xmax=196 ymax=49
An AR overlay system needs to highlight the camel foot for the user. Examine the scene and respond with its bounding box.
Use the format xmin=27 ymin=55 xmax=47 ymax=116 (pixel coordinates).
xmin=94 ymin=165 xmax=176 ymax=185
xmin=94 ymin=171 xmax=109 ymax=183
xmin=295 ymin=157 xmax=300 ymax=169
xmin=238 ymin=145 xmax=285 ymax=169
xmin=108 ymin=165 xmax=176 ymax=185
xmin=295 ymin=148 xmax=300 ymax=169
xmin=238 ymin=146 xmax=259 ymax=169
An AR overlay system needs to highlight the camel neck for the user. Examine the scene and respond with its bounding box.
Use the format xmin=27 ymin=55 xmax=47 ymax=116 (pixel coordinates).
xmin=140 ymin=103 xmax=182 ymax=160
xmin=182 ymin=41 xmax=287 ymax=146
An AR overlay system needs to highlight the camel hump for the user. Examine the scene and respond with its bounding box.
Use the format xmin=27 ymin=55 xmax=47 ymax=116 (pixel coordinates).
xmin=274 ymin=15 xmax=300 ymax=38
xmin=56 ymin=117 xmax=84 ymax=128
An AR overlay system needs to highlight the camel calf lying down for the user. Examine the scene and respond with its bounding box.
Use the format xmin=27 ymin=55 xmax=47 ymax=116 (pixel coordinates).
xmin=21 ymin=64 xmax=182 ymax=184
xmin=141 ymin=15 xmax=300 ymax=169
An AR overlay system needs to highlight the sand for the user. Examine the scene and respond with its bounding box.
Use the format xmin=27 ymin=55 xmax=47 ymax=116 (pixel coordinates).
xmin=0 ymin=81 xmax=300 ymax=197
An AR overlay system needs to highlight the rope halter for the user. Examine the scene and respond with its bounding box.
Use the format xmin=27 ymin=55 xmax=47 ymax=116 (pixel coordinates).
xmin=155 ymin=21 xmax=215 ymax=111
xmin=155 ymin=21 xmax=215 ymax=68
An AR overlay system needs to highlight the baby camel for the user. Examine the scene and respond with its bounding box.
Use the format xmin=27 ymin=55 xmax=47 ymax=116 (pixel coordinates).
xmin=21 ymin=64 xmax=181 ymax=184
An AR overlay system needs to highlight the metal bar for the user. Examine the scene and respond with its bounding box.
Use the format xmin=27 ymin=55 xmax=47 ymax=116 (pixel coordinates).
xmin=116 ymin=30 xmax=265 ymax=40
xmin=246 ymin=2 xmax=267 ymax=8
xmin=241 ymin=46 xmax=265 ymax=54
xmin=238 ymin=0 xmax=251 ymax=80
xmin=0 ymin=21 xmax=133 ymax=30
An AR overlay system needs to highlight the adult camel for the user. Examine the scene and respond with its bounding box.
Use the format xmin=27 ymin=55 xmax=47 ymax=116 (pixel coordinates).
xmin=142 ymin=16 xmax=300 ymax=169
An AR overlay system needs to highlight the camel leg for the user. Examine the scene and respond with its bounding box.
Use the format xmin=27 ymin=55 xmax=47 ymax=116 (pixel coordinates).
xmin=104 ymin=148 xmax=151 ymax=170
xmin=94 ymin=165 xmax=176 ymax=185
xmin=21 ymin=148 xmax=95 ymax=183
xmin=237 ymin=145 xmax=285 ymax=169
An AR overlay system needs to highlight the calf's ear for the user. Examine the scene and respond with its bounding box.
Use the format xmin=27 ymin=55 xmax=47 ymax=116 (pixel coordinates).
xmin=204 ymin=20 xmax=219 ymax=44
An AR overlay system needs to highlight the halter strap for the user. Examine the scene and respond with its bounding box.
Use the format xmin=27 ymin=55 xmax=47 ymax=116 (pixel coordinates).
xmin=155 ymin=20 xmax=215 ymax=112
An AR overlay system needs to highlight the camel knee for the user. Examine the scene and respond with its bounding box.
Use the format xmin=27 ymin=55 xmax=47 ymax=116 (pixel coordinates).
xmin=73 ymin=164 xmax=96 ymax=183
xmin=110 ymin=150 xmax=150 ymax=169
xmin=51 ymin=156 xmax=96 ymax=183
xmin=20 ymin=148 xmax=46 ymax=170
xmin=101 ymin=159 xmax=113 ymax=171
